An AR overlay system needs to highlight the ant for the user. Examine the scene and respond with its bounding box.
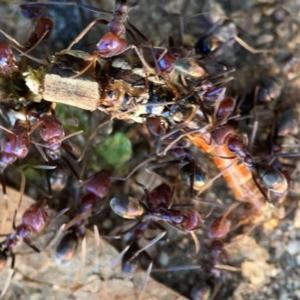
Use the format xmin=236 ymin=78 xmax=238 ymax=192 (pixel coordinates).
xmin=29 ymin=108 xmax=83 ymax=196
xmin=0 ymin=118 xmax=36 ymax=206
xmin=41 ymin=0 xmax=156 ymax=78
xmin=0 ymin=201 xmax=50 ymax=296
xmin=110 ymin=181 xmax=203 ymax=256
xmin=55 ymin=169 xmax=111 ymax=264
xmin=19 ymin=1 xmax=53 ymax=51
xmin=190 ymin=240 xmax=232 ymax=300
xmin=0 ymin=43 xmax=47 ymax=80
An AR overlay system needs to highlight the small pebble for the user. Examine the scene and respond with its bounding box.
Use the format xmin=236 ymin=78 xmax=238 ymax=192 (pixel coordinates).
xmin=286 ymin=241 xmax=299 ymax=256
xmin=158 ymin=251 xmax=170 ymax=267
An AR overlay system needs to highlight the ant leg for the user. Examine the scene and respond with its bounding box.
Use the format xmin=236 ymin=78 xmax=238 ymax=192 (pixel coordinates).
xmin=77 ymin=117 xmax=112 ymax=162
xmin=151 ymin=265 xmax=200 ymax=273
xmin=159 ymin=126 xmax=210 ymax=156
xmin=248 ymin=86 xmax=259 ymax=152
xmin=110 ymin=244 xmax=131 ymax=269
xmin=0 ymin=126 xmax=16 ymax=136
xmin=10 ymin=45 xmax=48 ymax=65
xmin=160 ymin=105 xmax=199 ymax=141
xmin=142 ymin=159 xmax=183 ymax=187
xmin=0 ymin=173 xmax=9 ymax=233
xmin=0 ymin=30 xmax=24 ymax=48
xmin=61 ymin=156 xmax=81 ymax=181
xmin=194 ymin=159 xmax=239 ymax=198
xmin=110 ymin=156 xmax=156 ymax=181
xmin=61 ymin=143 xmax=78 ymax=161
xmin=234 ymin=36 xmax=280 ymax=54
xmin=138 ymin=252 xmax=153 ymax=300
xmin=71 ymin=236 xmax=87 ymax=289
xmin=70 ymin=57 xmax=97 ymax=79
xmin=0 ymin=251 xmax=14 ymax=297
xmin=66 ymin=19 xmax=109 ymax=50
xmin=0 ymin=173 xmax=8 ymax=208
xmin=43 ymin=224 xmax=66 ymax=250
xmin=135 ymin=182 xmax=151 ymax=203
xmin=62 ymin=209 xmax=92 ymax=232
xmin=126 ymin=20 xmax=149 ymax=44
xmin=12 ymin=210 xmax=17 ymax=231
xmin=23 ymin=238 xmax=41 ymax=253
xmin=128 ymin=231 xmax=166 ymax=262
xmin=123 ymin=44 xmax=156 ymax=75
xmin=252 ymin=174 xmax=270 ymax=202
xmin=190 ymin=231 xmax=200 ymax=254
xmin=33 ymin=143 xmax=49 ymax=162
xmin=65 ymin=105 xmax=79 ymax=127
xmin=23 ymin=30 xmax=50 ymax=55
xmin=59 ymin=130 xmax=83 ymax=143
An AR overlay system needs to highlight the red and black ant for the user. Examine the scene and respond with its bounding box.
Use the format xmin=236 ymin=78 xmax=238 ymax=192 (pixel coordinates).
xmin=110 ymin=181 xmax=202 ymax=255
xmin=0 ymin=119 xmax=34 ymax=205
xmin=55 ymin=169 xmax=111 ymax=264
xmin=28 ymin=108 xmax=83 ymax=196
xmin=37 ymin=0 xmax=155 ymax=78
xmin=19 ymin=1 xmax=53 ymax=51
xmin=0 ymin=201 xmax=49 ymax=296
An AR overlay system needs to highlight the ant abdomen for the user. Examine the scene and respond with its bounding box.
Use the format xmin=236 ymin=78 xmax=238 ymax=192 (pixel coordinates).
xmin=110 ymin=196 xmax=145 ymax=219
xmin=26 ymin=17 xmax=53 ymax=49
xmin=256 ymin=164 xmax=288 ymax=194
xmin=55 ymin=231 xmax=79 ymax=265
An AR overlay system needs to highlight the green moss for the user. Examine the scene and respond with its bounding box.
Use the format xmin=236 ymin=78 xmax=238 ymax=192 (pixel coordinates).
xmin=96 ymin=132 xmax=132 ymax=166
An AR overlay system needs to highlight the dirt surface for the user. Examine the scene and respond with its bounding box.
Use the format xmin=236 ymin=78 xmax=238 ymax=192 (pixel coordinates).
xmin=0 ymin=1 xmax=300 ymax=300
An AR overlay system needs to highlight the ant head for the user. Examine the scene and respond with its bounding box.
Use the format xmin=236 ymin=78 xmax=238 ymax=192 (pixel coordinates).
xmin=208 ymin=216 xmax=231 ymax=239
xmin=184 ymin=210 xmax=203 ymax=231
xmin=110 ymin=196 xmax=145 ymax=219
xmin=96 ymin=32 xmax=127 ymax=57
xmin=211 ymin=125 xmax=234 ymax=145
xmin=2 ymin=127 xmax=29 ymax=159
xmin=39 ymin=115 xmax=65 ymax=141
xmin=146 ymin=116 xmax=163 ymax=137
xmin=215 ymin=97 xmax=235 ymax=121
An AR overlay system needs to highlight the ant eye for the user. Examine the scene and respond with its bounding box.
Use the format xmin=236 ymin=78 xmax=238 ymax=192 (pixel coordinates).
xmin=42 ymin=125 xmax=46 ymax=131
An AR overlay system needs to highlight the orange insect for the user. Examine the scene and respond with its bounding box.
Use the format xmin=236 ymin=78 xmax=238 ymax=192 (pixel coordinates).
xmin=188 ymin=122 xmax=288 ymax=220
